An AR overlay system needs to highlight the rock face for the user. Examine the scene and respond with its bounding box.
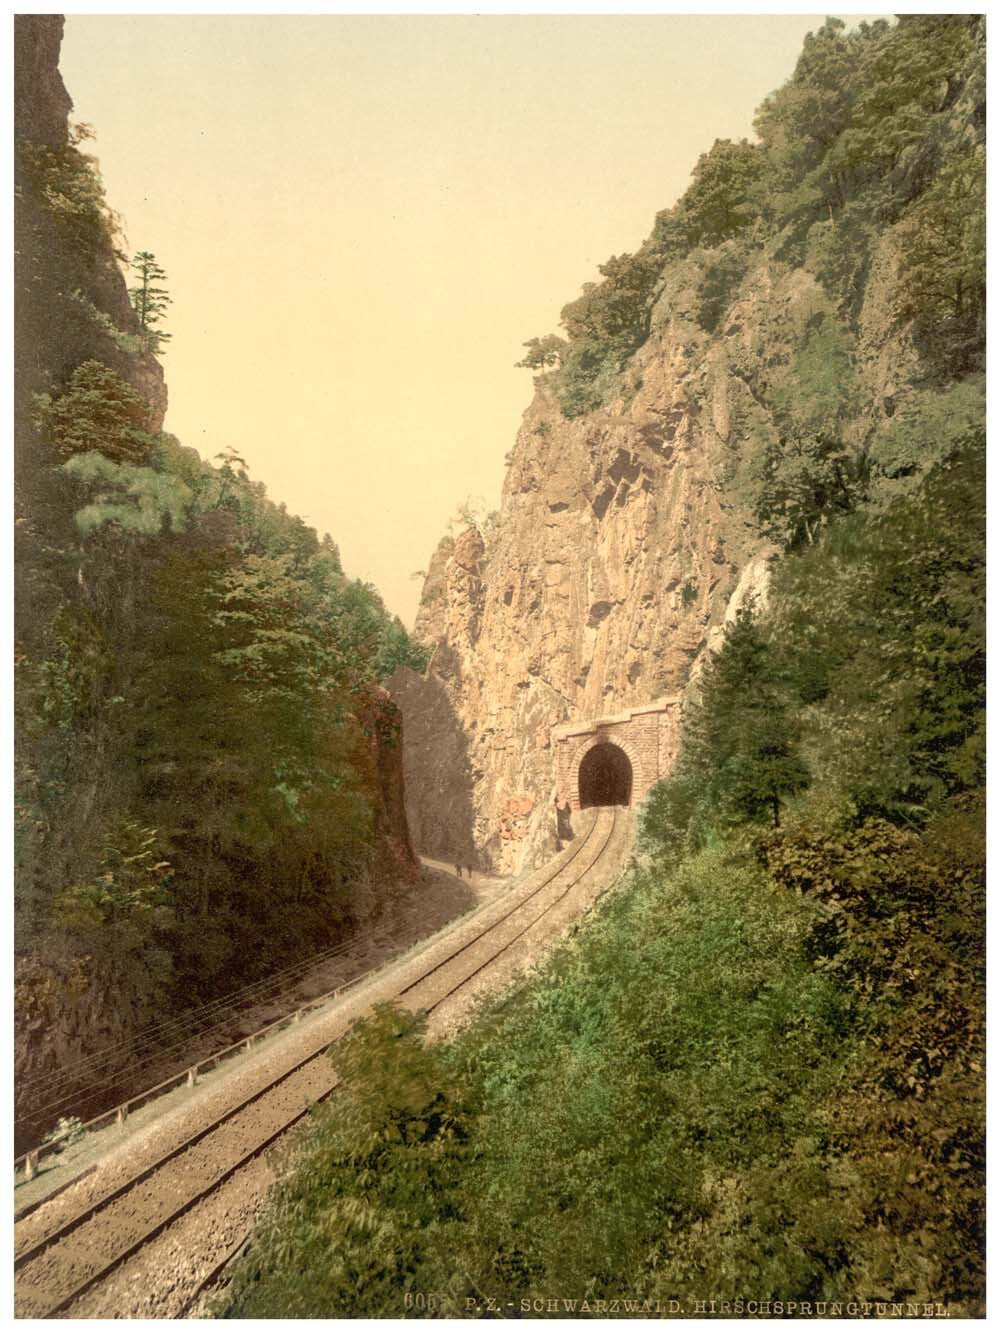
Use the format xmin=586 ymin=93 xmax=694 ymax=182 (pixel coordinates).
xmin=362 ymin=685 xmax=420 ymax=886
xmin=14 ymin=14 xmax=72 ymax=149
xmin=393 ymin=237 xmax=914 ymax=875
xmin=14 ymin=15 xmax=168 ymax=450
xmin=13 ymin=16 xmax=418 ymax=1151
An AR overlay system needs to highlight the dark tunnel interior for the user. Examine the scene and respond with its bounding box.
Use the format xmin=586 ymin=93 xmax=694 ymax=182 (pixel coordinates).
xmin=578 ymin=741 xmax=632 ymax=808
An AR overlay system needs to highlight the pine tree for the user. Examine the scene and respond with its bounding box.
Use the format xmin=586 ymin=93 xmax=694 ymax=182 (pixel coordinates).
xmin=128 ymin=251 xmax=172 ymax=353
xmin=688 ymin=606 xmax=810 ymax=829
xmin=643 ymin=606 xmax=810 ymax=854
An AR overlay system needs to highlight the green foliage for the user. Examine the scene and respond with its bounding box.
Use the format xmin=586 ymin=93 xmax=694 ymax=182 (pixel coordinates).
xmin=128 ymin=250 xmax=172 ymax=354
xmin=41 ymin=1115 xmax=85 ymax=1152
xmin=223 ymin=1005 xmax=472 ymax=1318
xmin=53 ymin=819 xmax=173 ymax=937
xmin=894 ymin=148 xmax=985 ymax=378
xmin=20 ymin=389 xmax=426 ymax=1024
xmin=695 ymin=239 xmax=749 ymax=333
xmin=62 ymin=451 xmax=193 ymax=535
xmin=753 ymin=18 xmax=882 ymax=219
xmin=225 ymin=834 xmax=979 ymax=1314
xmin=758 ymin=801 xmax=985 ymax=1301
xmin=34 ymin=360 xmax=158 ymax=465
xmin=514 ymin=335 xmax=565 ymax=371
xmin=552 ymin=338 xmax=613 ymax=418
xmin=14 ymin=60 xmax=435 ymax=1147
xmin=840 ymin=15 xmax=982 ymax=209
xmin=222 ymin=811 xmax=983 ymax=1316
xmin=642 ymin=605 xmax=808 ymax=856
xmin=867 ymin=378 xmax=983 ymax=493
xmin=555 ymin=248 xmax=662 ymax=417
xmin=803 ymin=200 xmax=878 ymax=315
xmin=767 ymin=435 xmax=984 ymax=823
xmin=519 ymin=15 xmax=983 ymax=422
xmin=65 ymin=290 xmax=145 ymax=355
xmin=744 ymin=313 xmax=865 ymax=550
xmin=520 ymin=246 xmax=663 ymax=418
xmin=655 ymin=138 xmax=765 ymax=252
xmin=15 ymin=605 xmax=110 ymax=736
xmin=16 ymin=128 xmax=121 ymax=258
xmin=375 ymin=615 xmax=429 ymax=678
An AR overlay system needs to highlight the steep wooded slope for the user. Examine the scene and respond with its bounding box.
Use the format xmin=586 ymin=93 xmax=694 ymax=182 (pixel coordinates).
xmin=393 ymin=15 xmax=984 ymax=874
xmin=14 ymin=16 xmax=423 ymax=1149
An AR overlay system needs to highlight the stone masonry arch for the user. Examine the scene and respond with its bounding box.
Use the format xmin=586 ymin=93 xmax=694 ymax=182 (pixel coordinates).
xmin=552 ymin=696 xmax=681 ymax=813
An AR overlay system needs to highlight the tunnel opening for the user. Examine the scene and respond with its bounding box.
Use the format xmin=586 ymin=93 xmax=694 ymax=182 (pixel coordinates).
xmin=578 ymin=741 xmax=632 ymax=808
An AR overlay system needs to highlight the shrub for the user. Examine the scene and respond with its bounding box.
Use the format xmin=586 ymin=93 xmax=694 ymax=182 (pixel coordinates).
xmin=17 ymin=132 xmax=122 ymax=258
xmin=34 ymin=360 xmax=158 ymax=465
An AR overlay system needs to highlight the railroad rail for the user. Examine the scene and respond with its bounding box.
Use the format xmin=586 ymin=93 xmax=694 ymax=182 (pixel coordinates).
xmin=16 ymin=867 xmax=503 ymax=1184
xmin=13 ymin=807 xmax=623 ymax=1319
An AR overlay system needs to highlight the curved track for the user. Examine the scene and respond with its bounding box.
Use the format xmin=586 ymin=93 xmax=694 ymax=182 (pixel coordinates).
xmin=13 ymin=806 xmax=623 ymax=1319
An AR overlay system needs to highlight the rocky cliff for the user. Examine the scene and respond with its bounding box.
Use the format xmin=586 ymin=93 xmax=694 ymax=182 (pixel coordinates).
xmin=14 ymin=15 xmax=419 ymax=1151
xmin=393 ymin=216 xmax=919 ymax=875
xmin=14 ymin=16 xmax=167 ymax=447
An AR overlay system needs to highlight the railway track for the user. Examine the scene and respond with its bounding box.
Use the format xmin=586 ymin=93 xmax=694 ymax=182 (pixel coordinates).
xmin=13 ymin=806 xmax=623 ymax=1319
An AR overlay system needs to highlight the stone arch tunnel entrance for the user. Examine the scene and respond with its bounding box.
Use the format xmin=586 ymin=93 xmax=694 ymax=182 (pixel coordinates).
xmin=578 ymin=741 xmax=632 ymax=808
xmin=552 ymin=696 xmax=681 ymax=815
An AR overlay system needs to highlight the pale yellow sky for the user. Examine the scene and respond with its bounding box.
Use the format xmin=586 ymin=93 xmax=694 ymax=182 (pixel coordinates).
xmin=58 ymin=13 xmax=879 ymax=626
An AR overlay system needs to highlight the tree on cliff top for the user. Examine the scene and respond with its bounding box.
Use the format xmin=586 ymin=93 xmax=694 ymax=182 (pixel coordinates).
xmin=128 ymin=250 xmax=172 ymax=353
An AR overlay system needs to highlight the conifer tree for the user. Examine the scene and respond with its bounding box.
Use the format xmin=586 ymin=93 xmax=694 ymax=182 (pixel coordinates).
xmin=128 ymin=250 xmax=172 ymax=352
xmin=686 ymin=606 xmax=810 ymax=830
xmin=643 ymin=605 xmax=810 ymax=853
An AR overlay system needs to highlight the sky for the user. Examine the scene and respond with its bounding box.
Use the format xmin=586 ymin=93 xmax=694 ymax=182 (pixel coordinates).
xmin=57 ymin=10 xmax=883 ymax=627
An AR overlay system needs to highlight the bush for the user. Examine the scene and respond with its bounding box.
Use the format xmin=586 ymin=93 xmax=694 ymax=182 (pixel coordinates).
xmin=222 ymin=1005 xmax=473 ymax=1318
xmin=17 ymin=132 xmax=121 ymax=258
xmin=34 ymin=360 xmax=158 ymax=464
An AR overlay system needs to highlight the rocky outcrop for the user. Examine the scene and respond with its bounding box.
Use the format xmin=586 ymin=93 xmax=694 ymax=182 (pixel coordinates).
xmin=362 ymin=685 xmax=420 ymax=885
xmin=394 ymin=236 xmax=914 ymax=875
xmin=385 ymin=666 xmax=480 ymax=869
xmin=14 ymin=15 xmax=167 ymax=449
xmin=14 ymin=15 xmax=72 ymax=149
xmin=13 ymin=16 xmax=419 ymax=1150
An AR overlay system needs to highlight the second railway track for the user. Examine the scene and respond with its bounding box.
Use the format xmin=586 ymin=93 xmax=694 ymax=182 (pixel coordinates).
xmin=14 ymin=805 xmax=624 ymax=1320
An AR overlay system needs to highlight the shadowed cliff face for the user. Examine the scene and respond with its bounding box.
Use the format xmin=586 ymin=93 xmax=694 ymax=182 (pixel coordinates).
xmin=396 ymin=234 xmax=917 ymax=875
xmin=385 ymin=665 xmax=481 ymax=869
xmin=14 ymin=21 xmax=168 ymax=441
xmin=13 ymin=16 xmax=420 ymax=1149
xmin=14 ymin=15 xmax=72 ymax=149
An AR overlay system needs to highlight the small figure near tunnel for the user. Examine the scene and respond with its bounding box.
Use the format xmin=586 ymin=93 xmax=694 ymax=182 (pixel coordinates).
xmin=578 ymin=741 xmax=632 ymax=808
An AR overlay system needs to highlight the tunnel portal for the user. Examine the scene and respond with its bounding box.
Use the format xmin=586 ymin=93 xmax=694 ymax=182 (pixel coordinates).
xmin=578 ymin=741 xmax=633 ymax=808
xmin=552 ymin=696 xmax=681 ymax=814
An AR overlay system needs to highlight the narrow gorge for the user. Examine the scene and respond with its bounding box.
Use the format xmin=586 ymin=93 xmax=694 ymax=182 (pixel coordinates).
xmin=14 ymin=14 xmax=426 ymax=1151
xmin=14 ymin=12 xmax=985 ymax=1318
xmin=391 ymin=14 xmax=979 ymax=875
